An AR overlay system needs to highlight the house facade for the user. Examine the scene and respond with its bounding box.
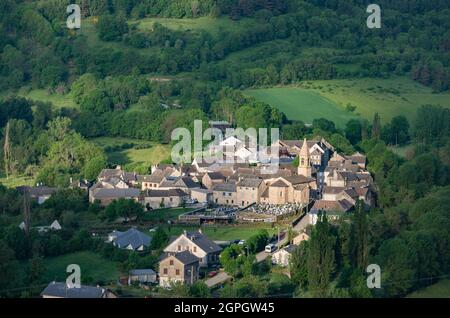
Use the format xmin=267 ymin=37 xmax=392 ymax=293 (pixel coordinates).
xmin=212 ymin=183 xmax=237 ymax=206
xmin=236 ymin=178 xmax=266 ymax=207
xmin=163 ymin=230 xmax=222 ymax=267
xmin=159 ymin=251 xmax=200 ymax=288
xmin=143 ymin=189 xmax=189 ymax=209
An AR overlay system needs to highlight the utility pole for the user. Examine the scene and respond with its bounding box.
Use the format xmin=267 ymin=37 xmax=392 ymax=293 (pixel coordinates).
xmin=277 ymin=226 xmax=280 ymax=246
xmin=23 ymin=187 xmax=30 ymax=239
xmin=3 ymin=121 xmax=11 ymax=179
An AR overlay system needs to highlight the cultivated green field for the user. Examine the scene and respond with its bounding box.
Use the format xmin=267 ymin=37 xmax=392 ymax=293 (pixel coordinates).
xmin=42 ymin=251 xmax=121 ymax=284
xmin=245 ymin=77 xmax=450 ymax=126
xmin=407 ymin=279 xmax=450 ymax=298
xmin=245 ymin=87 xmax=358 ymax=128
xmin=90 ymin=137 xmax=171 ymax=171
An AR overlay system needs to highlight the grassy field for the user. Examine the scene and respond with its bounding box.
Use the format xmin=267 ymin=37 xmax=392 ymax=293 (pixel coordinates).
xmin=134 ymin=16 xmax=255 ymax=37
xmin=163 ymin=223 xmax=277 ymax=241
xmin=90 ymin=137 xmax=171 ymax=169
xmin=407 ymin=279 xmax=450 ymax=298
xmin=0 ymin=175 xmax=35 ymax=188
xmin=0 ymin=87 xmax=77 ymax=109
xmin=42 ymin=251 xmax=121 ymax=284
xmin=245 ymin=87 xmax=357 ymax=128
xmin=245 ymin=77 xmax=450 ymax=127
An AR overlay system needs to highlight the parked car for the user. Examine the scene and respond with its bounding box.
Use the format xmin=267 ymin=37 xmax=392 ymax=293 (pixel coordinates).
xmin=265 ymin=244 xmax=276 ymax=253
xmin=208 ymin=271 xmax=218 ymax=278
xmin=238 ymin=240 xmax=246 ymax=246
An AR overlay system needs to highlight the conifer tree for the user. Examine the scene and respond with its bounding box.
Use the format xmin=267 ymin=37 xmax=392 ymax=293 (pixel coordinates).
xmin=307 ymin=212 xmax=336 ymax=297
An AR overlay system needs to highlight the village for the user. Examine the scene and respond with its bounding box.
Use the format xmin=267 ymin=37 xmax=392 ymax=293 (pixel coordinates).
xmin=24 ymin=120 xmax=376 ymax=298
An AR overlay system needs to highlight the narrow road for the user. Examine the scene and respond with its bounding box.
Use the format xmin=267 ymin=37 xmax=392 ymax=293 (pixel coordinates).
xmin=255 ymin=231 xmax=288 ymax=263
xmin=204 ymin=271 xmax=230 ymax=288
xmin=293 ymin=213 xmax=311 ymax=233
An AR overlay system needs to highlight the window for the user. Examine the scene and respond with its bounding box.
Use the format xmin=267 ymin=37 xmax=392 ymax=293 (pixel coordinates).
xmin=163 ymin=268 xmax=168 ymax=275
xmin=193 ymin=246 xmax=197 ymax=252
xmin=176 ymin=269 xmax=180 ymax=275
xmin=178 ymin=245 xmax=181 ymax=251
xmin=170 ymin=260 xmax=174 ymax=266
xmin=170 ymin=197 xmax=173 ymax=202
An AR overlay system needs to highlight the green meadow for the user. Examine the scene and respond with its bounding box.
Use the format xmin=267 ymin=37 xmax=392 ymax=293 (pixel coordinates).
xmin=407 ymin=279 xmax=450 ymax=298
xmin=134 ymin=16 xmax=255 ymax=37
xmin=245 ymin=87 xmax=357 ymax=128
xmin=245 ymin=77 xmax=450 ymax=127
xmin=0 ymin=87 xmax=77 ymax=109
xmin=90 ymin=137 xmax=171 ymax=171
xmin=42 ymin=251 xmax=121 ymax=284
xmin=162 ymin=223 xmax=277 ymax=241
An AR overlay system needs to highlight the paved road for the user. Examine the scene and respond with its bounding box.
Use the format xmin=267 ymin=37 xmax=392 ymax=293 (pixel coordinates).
xmin=293 ymin=213 xmax=311 ymax=233
xmin=205 ymin=271 xmax=230 ymax=288
xmin=255 ymin=232 xmax=288 ymax=263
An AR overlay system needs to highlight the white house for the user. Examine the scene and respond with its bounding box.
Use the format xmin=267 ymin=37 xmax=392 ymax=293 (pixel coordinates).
xmin=163 ymin=230 xmax=222 ymax=267
xmin=272 ymin=245 xmax=297 ymax=267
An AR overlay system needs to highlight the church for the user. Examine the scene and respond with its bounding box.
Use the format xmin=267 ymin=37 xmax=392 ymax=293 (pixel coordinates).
xmin=260 ymin=139 xmax=316 ymax=205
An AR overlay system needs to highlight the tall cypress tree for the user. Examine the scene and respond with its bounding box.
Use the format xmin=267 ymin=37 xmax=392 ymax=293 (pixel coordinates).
xmin=372 ymin=112 xmax=381 ymax=139
xmin=349 ymin=201 xmax=369 ymax=270
xmin=307 ymin=211 xmax=336 ymax=297
xmin=3 ymin=121 xmax=11 ymax=179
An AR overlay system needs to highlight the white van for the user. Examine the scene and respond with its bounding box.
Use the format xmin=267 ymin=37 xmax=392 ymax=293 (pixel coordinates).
xmin=265 ymin=244 xmax=276 ymax=253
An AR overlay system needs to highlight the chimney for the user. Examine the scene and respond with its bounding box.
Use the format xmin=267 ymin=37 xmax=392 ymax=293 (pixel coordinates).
xmin=183 ymin=230 xmax=187 ymax=236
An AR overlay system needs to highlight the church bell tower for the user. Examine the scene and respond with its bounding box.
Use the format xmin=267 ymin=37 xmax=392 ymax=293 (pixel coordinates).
xmin=298 ymin=138 xmax=311 ymax=178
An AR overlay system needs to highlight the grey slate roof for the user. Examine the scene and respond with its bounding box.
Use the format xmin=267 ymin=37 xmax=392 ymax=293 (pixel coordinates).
xmin=323 ymin=186 xmax=346 ymax=195
xmin=92 ymin=188 xmax=140 ymax=199
xmin=41 ymin=282 xmax=106 ymax=298
xmin=175 ymin=176 xmax=200 ymax=188
xmin=284 ymin=244 xmax=297 ymax=254
xmin=17 ymin=186 xmax=57 ymax=197
xmin=129 ymin=269 xmax=156 ymax=276
xmin=174 ymin=251 xmax=200 ymax=265
xmin=191 ymin=188 xmax=213 ymax=194
xmin=113 ymin=228 xmax=151 ymax=250
xmin=145 ymin=189 xmax=188 ymax=197
xmin=237 ymin=178 xmax=263 ymax=187
xmin=270 ymin=179 xmax=290 ymax=187
xmin=205 ymin=172 xmax=226 ymax=180
xmin=185 ymin=231 xmax=222 ymax=254
xmin=213 ymin=183 xmax=237 ymax=192
xmin=285 ymin=175 xmax=312 ymax=184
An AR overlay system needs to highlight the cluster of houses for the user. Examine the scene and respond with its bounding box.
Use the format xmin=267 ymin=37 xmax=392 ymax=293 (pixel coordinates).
xmin=19 ymin=130 xmax=374 ymax=225
xmin=105 ymin=227 xmax=222 ymax=288
xmin=84 ymin=134 xmax=373 ymax=222
xmin=40 ymin=228 xmax=222 ymax=297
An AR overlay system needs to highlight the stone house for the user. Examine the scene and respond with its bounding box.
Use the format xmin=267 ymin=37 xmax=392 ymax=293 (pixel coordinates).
xmin=163 ymin=230 xmax=222 ymax=268
xmin=159 ymin=251 xmax=200 ymax=288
